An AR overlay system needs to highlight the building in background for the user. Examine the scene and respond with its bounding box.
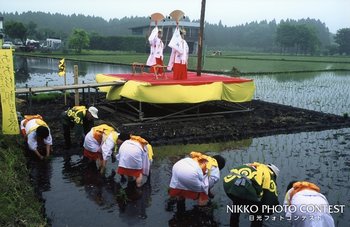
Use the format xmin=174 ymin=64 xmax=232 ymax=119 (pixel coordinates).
xmin=41 ymin=38 xmax=62 ymax=51
xmin=130 ymin=21 xmax=200 ymax=54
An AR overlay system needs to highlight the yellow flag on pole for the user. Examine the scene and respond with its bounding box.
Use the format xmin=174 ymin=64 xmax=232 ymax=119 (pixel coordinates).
xmin=58 ymin=58 xmax=65 ymax=77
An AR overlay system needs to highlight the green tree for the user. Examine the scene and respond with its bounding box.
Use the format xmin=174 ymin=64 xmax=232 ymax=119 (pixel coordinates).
xmin=275 ymin=23 xmax=297 ymax=53
xmin=36 ymin=28 xmax=58 ymax=40
xmin=276 ymin=23 xmax=320 ymax=55
xmin=295 ymin=25 xmax=319 ymax=55
xmin=335 ymin=28 xmax=350 ymax=55
xmin=26 ymin=21 xmax=38 ymax=39
xmin=68 ymin=28 xmax=90 ymax=53
xmin=4 ymin=21 xmax=27 ymax=42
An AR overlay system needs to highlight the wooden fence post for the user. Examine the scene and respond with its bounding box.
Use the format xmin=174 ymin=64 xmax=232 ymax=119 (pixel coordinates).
xmin=74 ymin=65 xmax=79 ymax=106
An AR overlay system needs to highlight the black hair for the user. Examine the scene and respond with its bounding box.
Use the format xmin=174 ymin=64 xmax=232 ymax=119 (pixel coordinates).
xmin=118 ymin=132 xmax=130 ymax=141
xmin=286 ymin=181 xmax=298 ymax=192
xmin=212 ymin=155 xmax=226 ymax=170
xmin=36 ymin=126 xmax=49 ymax=138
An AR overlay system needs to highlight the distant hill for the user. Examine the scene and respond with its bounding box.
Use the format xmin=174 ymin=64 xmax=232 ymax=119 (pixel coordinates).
xmin=0 ymin=11 xmax=148 ymax=36
xmin=0 ymin=11 xmax=333 ymax=52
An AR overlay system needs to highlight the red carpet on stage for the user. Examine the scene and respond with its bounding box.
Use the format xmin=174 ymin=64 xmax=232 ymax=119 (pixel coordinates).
xmin=102 ymin=72 xmax=252 ymax=86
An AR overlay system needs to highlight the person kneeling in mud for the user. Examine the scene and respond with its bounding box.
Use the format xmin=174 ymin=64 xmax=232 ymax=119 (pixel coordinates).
xmin=83 ymin=124 xmax=129 ymax=174
xmin=61 ymin=105 xmax=99 ymax=149
xmin=116 ymin=135 xmax=153 ymax=187
xmin=20 ymin=114 xmax=53 ymax=160
xmin=284 ymin=181 xmax=335 ymax=227
xmin=168 ymin=151 xmax=225 ymax=211
xmin=223 ymin=162 xmax=280 ymax=227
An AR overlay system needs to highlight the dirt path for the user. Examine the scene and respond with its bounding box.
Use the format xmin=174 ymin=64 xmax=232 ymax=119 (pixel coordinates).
xmin=18 ymin=97 xmax=350 ymax=151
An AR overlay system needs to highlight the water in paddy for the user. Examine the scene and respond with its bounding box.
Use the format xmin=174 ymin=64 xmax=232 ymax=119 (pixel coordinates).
xmin=15 ymin=57 xmax=350 ymax=116
xmin=250 ymin=71 xmax=350 ymax=116
xmin=30 ymin=128 xmax=350 ymax=227
xmin=18 ymin=56 xmax=350 ymax=226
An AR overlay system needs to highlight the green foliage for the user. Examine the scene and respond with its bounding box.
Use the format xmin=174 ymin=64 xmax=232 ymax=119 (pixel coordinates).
xmin=0 ymin=134 xmax=47 ymax=226
xmin=155 ymin=139 xmax=252 ymax=159
xmin=276 ymin=23 xmax=320 ymax=55
xmin=276 ymin=23 xmax=297 ymax=49
xmin=116 ymin=188 xmax=129 ymax=204
xmin=31 ymin=92 xmax=63 ymax=102
xmin=205 ymin=20 xmax=278 ymax=51
xmin=89 ymin=34 xmax=146 ymax=52
xmin=4 ymin=20 xmax=27 ymax=42
xmin=16 ymin=50 xmax=350 ymax=73
xmin=335 ymin=28 xmax=350 ymax=55
xmin=26 ymin=21 xmax=38 ymax=39
xmin=295 ymin=25 xmax=319 ymax=54
xmin=69 ymin=28 xmax=90 ymax=53
xmin=0 ymin=11 xmax=336 ymax=54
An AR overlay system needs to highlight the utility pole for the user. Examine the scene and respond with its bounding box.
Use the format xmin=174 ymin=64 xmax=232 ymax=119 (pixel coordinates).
xmin=196 ymin=0 xmax=206 ymax=76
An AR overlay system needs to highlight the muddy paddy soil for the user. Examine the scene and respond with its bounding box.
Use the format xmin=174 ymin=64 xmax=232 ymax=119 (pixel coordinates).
xmin=18 ymin=96 xmax=350 ymax=151
xmin=17 ymin=96 xmax=350 ymax=226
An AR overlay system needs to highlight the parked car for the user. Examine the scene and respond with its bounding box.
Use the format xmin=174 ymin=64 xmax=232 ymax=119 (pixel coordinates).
xmin=2 ymin=41 xmax=15 ymax=49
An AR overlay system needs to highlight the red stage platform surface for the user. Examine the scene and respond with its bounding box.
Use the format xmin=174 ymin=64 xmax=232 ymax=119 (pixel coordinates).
xmin=102 ymin=72 xmax=253 ymax=86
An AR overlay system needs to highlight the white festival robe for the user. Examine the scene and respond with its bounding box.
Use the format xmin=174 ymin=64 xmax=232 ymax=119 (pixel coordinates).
xmin=20 ymin=119 xmax=53 ymax=152
xmin=117 ymin=140 xmax=151 ymax=176
xmin=167 ymin=27 xmax=189 ymax=70
xmin=284 ymin=189 xmax=335 ymax=227
xmin=146 ymin=26 xmax=164 ymax=66
xmin=83 ymin=129 xmax=116 ymax=160
xmin=169 ymin=157 xmax=209 ymax=194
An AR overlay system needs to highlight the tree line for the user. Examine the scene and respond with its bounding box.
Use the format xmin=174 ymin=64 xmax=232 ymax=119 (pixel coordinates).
xmin=1 ymin=11 xmax=349 ymax=55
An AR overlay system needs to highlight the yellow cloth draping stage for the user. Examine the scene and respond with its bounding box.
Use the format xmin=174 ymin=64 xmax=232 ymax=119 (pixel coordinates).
xmin=96 ymin=72 xmax=255 ymax=104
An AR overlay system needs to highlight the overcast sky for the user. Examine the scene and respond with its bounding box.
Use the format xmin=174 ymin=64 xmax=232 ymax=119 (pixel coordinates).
xmin=1 ymin=0 xmax=349 ymax=33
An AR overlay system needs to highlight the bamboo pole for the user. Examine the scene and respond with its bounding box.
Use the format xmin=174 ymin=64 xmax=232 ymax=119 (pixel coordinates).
xmin=196 ymin=0 xmax=206 ymax=76
xmin=64 ymin=71 xmax=67 ymax=105
xmin=74 ymin=65 xmax=79 ymax=106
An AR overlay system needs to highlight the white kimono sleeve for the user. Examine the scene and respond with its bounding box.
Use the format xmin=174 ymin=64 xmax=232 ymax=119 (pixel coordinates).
xmin=169 ymin=157 xmax=207 ymax=193
xmin=142 ymin=145 xmax=151 ymax=176
xmin=101 ymin=134 xmax=116 ymax=161
xmin=27 ymin=132 xmax=38 ymax=151
xmin=168 ymin=27 xmax=183 ymax=53
xmin=83 ymin=130 xmax=100 ymax=153
xmin=208 ymin=167 xmax=220 ymax=189
xmin=43 ymin=128 xmax=53 ymax=145
xmin=146 ymin=27 xmax=159 ymax=66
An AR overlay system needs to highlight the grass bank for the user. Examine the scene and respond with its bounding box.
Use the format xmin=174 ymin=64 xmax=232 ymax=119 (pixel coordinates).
xmin=0 ymin=133 xmax=47 ymax=226
xmin=16 ymin=50 xmax=350 ymax=75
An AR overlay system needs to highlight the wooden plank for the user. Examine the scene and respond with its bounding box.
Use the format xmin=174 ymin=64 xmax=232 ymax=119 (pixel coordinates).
xmin=15 ymin=81 xmax=126 ymax=94
xmin=98 ymin=105 xmax=116 ymax=114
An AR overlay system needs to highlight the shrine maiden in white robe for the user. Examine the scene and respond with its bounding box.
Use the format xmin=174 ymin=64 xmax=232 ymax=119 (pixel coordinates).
xmin=83 ymin=130 xmax=116 ymax=160
xmin=284 ymin=189 xmax=335 ymax=227
xmin=169 ymin=157 xmax=209 ymax=194
xmin=117 ymin=139 xmax=151 ymax=176
xmin=146 ymin=26 xmax=164 ymax=66
xmin=20 ymin=119 xmax=53 ymax=152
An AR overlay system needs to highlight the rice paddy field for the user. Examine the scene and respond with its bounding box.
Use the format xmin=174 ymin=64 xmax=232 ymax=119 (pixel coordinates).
xmin=18 ymin=50 xmax=350 ymax=73
xmin=35 ymin=128 xmax=350 ymax=227
xmin=15 ymin=53 xmax=350 ymax=116
xmin=10 ymin=53 xmax=350 ymax=226
xmin=250 ymin=71 xmax=350 ymax=116
xmin=201 ymin=55 xmax=350 ymax=73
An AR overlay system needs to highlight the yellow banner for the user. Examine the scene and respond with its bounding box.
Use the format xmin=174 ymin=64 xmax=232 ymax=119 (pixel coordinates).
xmin=0 ymin=49 xmax=19 ymax=134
